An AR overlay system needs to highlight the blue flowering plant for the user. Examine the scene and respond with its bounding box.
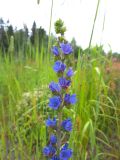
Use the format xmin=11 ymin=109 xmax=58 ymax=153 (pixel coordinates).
xmin=43 ymin=19 xmax=77 ymax=160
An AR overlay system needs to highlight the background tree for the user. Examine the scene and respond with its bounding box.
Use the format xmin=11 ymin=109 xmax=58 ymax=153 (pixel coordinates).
xmin=0 ymin=18 xmax=9 ymax=53
xmin=30 ymin=21 xmax=37 ymax=46
xmin=71 ymin=38 xmax=83 ymax=58
xmin=7 ymin=25 xmax=14 ymax=42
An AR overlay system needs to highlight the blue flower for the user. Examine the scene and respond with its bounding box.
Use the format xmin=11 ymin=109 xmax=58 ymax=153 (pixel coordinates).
xmin=46 ymin=117 xmax=57 ymax=127
xmin=51 ymin=46 xmax=59 ymax=56
xmin=66 ymin=68 xmax=74 ymax=77
xmin=64 ymin=94 xmax=76 ymax=105
xmin=51 ymin=155 xmax=60 ymax=160
xmin=61 ymin=118 xmax=72 ymax=132
xmin=43 ymin=145 xmax=56 ymax=157
xmin=50 ymin=135 xmax=57 ymax=144
xmin=60 ymin=147 xmax=72 ymax=160
xmin=49 ymin=82 xmax=61 ymax=93
xmin=60 ymin=43 xmax=73 ymax=55
xmin=59 ymin=77 xmax=71 ymax=89
xmin=61 ymin=143 xmax=69 ymax=150
xmin=59 ymin=144 xmax=72 ymax=160
xmin=49 ymin=96 xmax=61 ymax=110
xmin=53 ymin=61 xmax=66 ymax=73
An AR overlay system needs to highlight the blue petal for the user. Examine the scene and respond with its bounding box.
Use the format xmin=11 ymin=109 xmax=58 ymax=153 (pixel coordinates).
xmin=49 ymin=96 xmax=61 ymax=110
xmin=51 ymin=46 xmax=59 ymax=56
xmin=66 ymin=67 xmax=74 ymax=77
xmin=60 ymin=43 xmax=73 ymax=54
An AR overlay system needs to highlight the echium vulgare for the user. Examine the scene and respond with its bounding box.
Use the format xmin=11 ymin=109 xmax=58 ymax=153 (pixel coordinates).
xmin=43 ymin=19 xmax=77 ymax=160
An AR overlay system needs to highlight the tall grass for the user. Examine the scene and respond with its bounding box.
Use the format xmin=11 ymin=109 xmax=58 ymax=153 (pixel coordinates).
xmin=0 ymin=46 xmax=120 ymax=159
xmin=0 ymin=0 xmax=120 ymax=160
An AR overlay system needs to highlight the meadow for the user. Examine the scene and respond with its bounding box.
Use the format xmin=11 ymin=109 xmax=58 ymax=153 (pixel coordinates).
xmin=0 ymin=1 xmax=120 ymax=159
xmin=0 ymin=44 xmax=120 ymax=160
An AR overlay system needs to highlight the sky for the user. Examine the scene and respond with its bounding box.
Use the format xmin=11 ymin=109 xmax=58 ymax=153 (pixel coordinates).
xmin=0 ymin=0 xmax=120 ymax=53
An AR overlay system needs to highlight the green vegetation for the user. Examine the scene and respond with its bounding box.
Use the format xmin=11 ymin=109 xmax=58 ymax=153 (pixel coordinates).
xmin=0 ymin=41 xmax=120 ymax=159
xmin=0 ymin=1 xmax=120 ymax=159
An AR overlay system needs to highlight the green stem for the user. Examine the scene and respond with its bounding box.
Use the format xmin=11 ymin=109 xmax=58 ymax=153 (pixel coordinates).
xmin=88 ymin=0 xmax=101 ymax=54
xmin=48 ymin=0 xmax=54 ymax=54
xmin=57 ymin=110 xmax=62 ymax=153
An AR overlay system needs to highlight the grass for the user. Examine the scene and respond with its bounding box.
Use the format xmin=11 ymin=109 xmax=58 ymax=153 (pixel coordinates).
xmin=0 ymin=52 xmax=52 ymax=159
xmin=0 ymin=1 xmax=120 ymax=159
xmin=0 ymin=48 xmax=120 ymax=159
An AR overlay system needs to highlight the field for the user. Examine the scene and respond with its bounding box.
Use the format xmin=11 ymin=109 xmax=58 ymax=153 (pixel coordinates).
xmin=0 ymin=1 xmax=120 ymax=159
xmin=0 ymin=48 xmax=120 ymax=160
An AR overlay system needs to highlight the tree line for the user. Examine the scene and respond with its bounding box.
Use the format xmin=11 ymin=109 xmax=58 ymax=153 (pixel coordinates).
xmin=0 ymin=18 xmax=84 ymax=59
xmin=0 ymin=18 xmax=49 ymax=58
xmin=0 ymin=18 xmax=120 ymax=60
